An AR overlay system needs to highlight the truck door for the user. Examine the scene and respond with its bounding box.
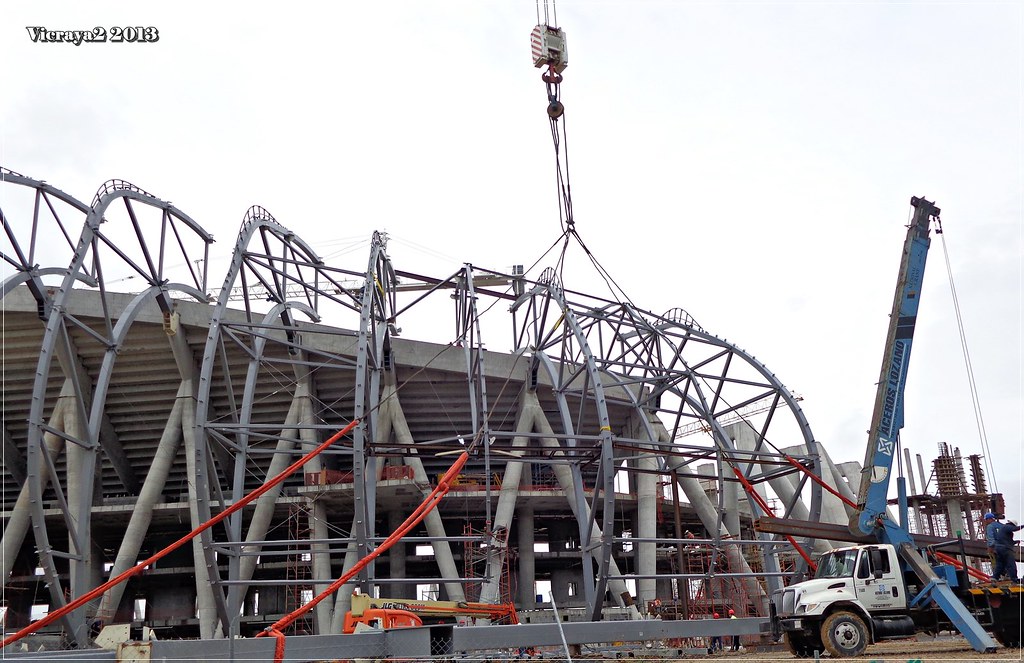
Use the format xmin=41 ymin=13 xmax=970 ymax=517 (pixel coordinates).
xmin=854 ymin=547 xmax=907 ymax=611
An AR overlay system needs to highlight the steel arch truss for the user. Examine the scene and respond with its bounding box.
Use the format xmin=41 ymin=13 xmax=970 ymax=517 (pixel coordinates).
xmin=193 ymin=214 xmax=398 ymax=636
xmin=1 ymin=169 xmax=834 ymax=647
xmin=2 ymin=171 xmax=213 ymax=645
xmin=508 ymin=271 xmax=826 ymax=610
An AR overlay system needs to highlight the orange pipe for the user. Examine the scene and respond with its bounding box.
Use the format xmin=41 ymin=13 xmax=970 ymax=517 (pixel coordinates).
xmin=1 ymin=419 xmax=361 ymax=649
xmin=731 ymin=466 xmax=817 ymax=571
xmin=784 ymin=455 xmax=858 ymax=509
xmin=934 ymin=550 xmax=992 ymax=582
xmin=257 ymin=451 xmax=471 ymax=663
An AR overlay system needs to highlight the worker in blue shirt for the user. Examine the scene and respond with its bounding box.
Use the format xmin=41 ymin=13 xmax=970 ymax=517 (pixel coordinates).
xmin=993 ymin=518 xmax=1022 ymax=582
xmin=984 ymin=513 xmax=1001 ymax=566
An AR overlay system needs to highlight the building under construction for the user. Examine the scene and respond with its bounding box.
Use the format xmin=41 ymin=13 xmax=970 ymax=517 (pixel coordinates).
xmin=0 ymin=169 xmax=1003 ymax=655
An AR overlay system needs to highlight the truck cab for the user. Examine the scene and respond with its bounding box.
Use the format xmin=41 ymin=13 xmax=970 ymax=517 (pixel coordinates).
xmin=774 ymin=544 xmax=916 ymax=657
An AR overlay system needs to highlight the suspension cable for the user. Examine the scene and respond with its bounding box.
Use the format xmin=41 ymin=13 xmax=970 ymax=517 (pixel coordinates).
xmin=937 ymin=224 xmax=998 ymax=492
xmin=535 ymin=25 xmax=638 ymax=307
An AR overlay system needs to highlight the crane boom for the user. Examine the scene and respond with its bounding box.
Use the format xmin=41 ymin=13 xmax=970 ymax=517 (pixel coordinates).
xmin=773 ymin=197 xmax=1003 ymax=656
xmin=854 ymin=196 xmax=940 ymax=538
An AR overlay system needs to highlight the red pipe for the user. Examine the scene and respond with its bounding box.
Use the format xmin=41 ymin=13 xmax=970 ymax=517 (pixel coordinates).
xmin=257 ymin=450 xmax=471 ymax=663
xmin=784 ymin=455 xmax=857 ymax=509
xmin=934 ymin=550 xmax=992 ymax=582
xmin=731 ymin=466 xmax=817 ymax=571
xmin=1 ymin=419 xmax=361 ymax=649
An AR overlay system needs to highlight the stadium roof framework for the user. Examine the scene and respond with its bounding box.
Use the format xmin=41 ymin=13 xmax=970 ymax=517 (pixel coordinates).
xmin=1 ymin=168 xmax=830 ymax=647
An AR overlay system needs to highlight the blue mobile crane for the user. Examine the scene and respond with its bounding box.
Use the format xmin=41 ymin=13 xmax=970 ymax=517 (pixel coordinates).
xmin=771 ymin=197 xmax=1020 ymax=657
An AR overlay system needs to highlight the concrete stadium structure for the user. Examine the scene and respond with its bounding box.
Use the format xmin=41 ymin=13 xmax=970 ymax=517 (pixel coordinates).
xmin=1 ymin=168 xmax=846 ymax=652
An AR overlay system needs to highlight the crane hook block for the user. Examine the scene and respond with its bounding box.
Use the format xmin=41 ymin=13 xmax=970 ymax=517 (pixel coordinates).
xmin=547 ymin=99 xmax=564 ymax=119
xmin=531 ymin=24 xmax=568 ymax=73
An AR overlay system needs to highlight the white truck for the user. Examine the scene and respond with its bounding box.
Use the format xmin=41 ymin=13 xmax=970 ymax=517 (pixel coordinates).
xmin=772 ymin=543 xmax=1021 ymax=658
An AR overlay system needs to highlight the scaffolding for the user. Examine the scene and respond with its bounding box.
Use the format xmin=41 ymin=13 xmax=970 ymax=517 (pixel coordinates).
xmin=285 ymin=503 xmax=313 ymax=635
xmin=901 ymin=443 xmax=1003 ymax=558
xmin=462 ymin=524 xmax=516 ymax=604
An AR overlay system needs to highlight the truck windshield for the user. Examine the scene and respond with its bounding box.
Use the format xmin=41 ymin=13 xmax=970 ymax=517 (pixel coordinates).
xmin=814 ymin=549 xmax=858 ymax=579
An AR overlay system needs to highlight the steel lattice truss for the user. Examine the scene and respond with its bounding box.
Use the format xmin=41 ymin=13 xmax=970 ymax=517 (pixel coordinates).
xmin=1 ymin=167 xmax=834 ymax=647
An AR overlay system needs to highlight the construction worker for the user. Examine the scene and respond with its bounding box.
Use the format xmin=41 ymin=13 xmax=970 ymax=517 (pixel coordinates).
xmin=709 ymin=612 xmax=723 ymax=653
xmin=984 ymin=513 xmax=1001 ymax=565
xmin=729 ymin=608 xmax=740 ymax=651
xmin=993 ymin=518 xmax=1022 ymax=582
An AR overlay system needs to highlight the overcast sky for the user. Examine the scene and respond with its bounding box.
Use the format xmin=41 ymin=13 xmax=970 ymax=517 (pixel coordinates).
xmin=3 ymin=2 xmax=1021 ymax=519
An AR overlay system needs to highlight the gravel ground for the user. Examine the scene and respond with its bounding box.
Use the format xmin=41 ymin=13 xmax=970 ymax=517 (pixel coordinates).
xmin=696 ymin=636 xmax=1022 ymax=661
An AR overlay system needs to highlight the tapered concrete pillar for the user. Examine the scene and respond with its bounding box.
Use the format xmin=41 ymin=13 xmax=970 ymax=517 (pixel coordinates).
xmin=388 ymin=509 xmax=409 ymax=599
xmin=2 ymin=395 xmax=67 ymax=583
xmin=63 ymin=384 xmax=99 ymax=599
xmin=623 ymin=411 xmax=658 ymax=608
xmin=517 ymin=505 xmax=536 ymax=608
xmin=297 ymin=396 xmax=332 ymax=633
xmin=782 ymin=445 xmax=848 ymax=528
xmin=182 ymin=395 xmax=221 ymax=639
xmin=238 ymin=395 xmax=303 ymax=583
xmin=530 ymin=401 xmax=639 ymax=617
xmin=479 ymin=395 xmax=535 ymax=604
xmin=821 ymin=449 xmax=858 ymax=518
xmin=98 ymin=394 xmax=186 ymax=622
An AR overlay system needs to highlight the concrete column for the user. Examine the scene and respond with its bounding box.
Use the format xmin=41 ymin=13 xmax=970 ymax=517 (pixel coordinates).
xmin=723 ymin=470 xmax=740 ymax=541
xmin=517 ymin=505 xmax=536 ymax=608
xmin=64 ymin=385 xmax=102 ymax=608
xmin=309 ymin=499 xmax=331 ymax=632
xmin=530 ymin=401 xmax=639 ymax=617
xmin=479 ymin=394 xmax=536 ymax=604
xmin=916 ymin=455 xmax=929 ymax=496
xmin=329 ymin=539 xmax=359 ymax=634
xmin=782 ymin=445 xmax=848 ymax=527
xmin=623 ymin=411 xmax=658 ymax=608
xmin=388 ymin=509 xmax=409 ymax=599
xmin=182 ymin=394 xmax=221 ymax=639
xmin=299 ymin=396 xmax=333 ymax=633
xmin=947 ymin=500 xmax=967 ymax=537
xmin=237 ymin=395 xmax=302 ymax=583
xmin=2 ymin=395 xmax=66 ymax=583
xmin=98 ymin=394 xmax=186 ymax=622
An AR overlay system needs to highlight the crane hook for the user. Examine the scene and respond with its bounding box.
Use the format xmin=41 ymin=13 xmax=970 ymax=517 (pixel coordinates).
xmin=543 ymin=67 xmax=564 ymax=119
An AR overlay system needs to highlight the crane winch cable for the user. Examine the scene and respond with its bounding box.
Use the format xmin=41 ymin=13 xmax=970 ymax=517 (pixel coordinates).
xmin=937 ymin=225 xmax=998 ymax=493
xmin=532 ymin=17 xmax=638 ymax=307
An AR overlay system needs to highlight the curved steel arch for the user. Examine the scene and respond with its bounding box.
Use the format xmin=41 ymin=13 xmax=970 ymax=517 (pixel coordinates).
xmin=0 ymin=169 xmax=94 ymax=314
xmin=508 ymin=272 xmax=827 ymax=616
xmin=20 ymin=180 xmax=213 ymax=645
xmin=1 ymin=163 xmax=840 ymax=643
xmin=193 ymin=212 xmax=395 ymax=636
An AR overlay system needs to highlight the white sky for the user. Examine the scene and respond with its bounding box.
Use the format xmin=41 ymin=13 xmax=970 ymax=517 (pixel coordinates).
xmin=3 ymin=1 xmax=1021 ymax=520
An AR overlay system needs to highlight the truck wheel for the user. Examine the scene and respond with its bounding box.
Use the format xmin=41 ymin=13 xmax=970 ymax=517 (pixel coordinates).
xmin=821 ymin=611 xmax=869 ymax=658
xmin=994 ymin=627 xmax=1021 ymax=648
xmin=784 ymin=633 xmax=818 ymax=658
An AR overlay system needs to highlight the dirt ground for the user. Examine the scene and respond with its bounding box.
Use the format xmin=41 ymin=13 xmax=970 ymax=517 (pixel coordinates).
xmin=698 ymin=636 xmax=1022 ymax=661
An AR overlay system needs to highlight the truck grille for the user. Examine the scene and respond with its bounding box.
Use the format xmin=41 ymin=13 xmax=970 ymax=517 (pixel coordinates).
xmin=780 ymin=589 xmax=796 ymax=616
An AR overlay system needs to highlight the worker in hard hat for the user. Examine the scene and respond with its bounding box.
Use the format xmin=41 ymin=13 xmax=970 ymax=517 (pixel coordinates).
xmin=729 ymin=608 xmax=740 ymax=651
xmin=983 ymin=513 xmax=1001 ymax=568
xmin=993 ymin=517 xmax=1022 ymax=582
xmin=709 ymin=613 xmax=723 ymax=653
